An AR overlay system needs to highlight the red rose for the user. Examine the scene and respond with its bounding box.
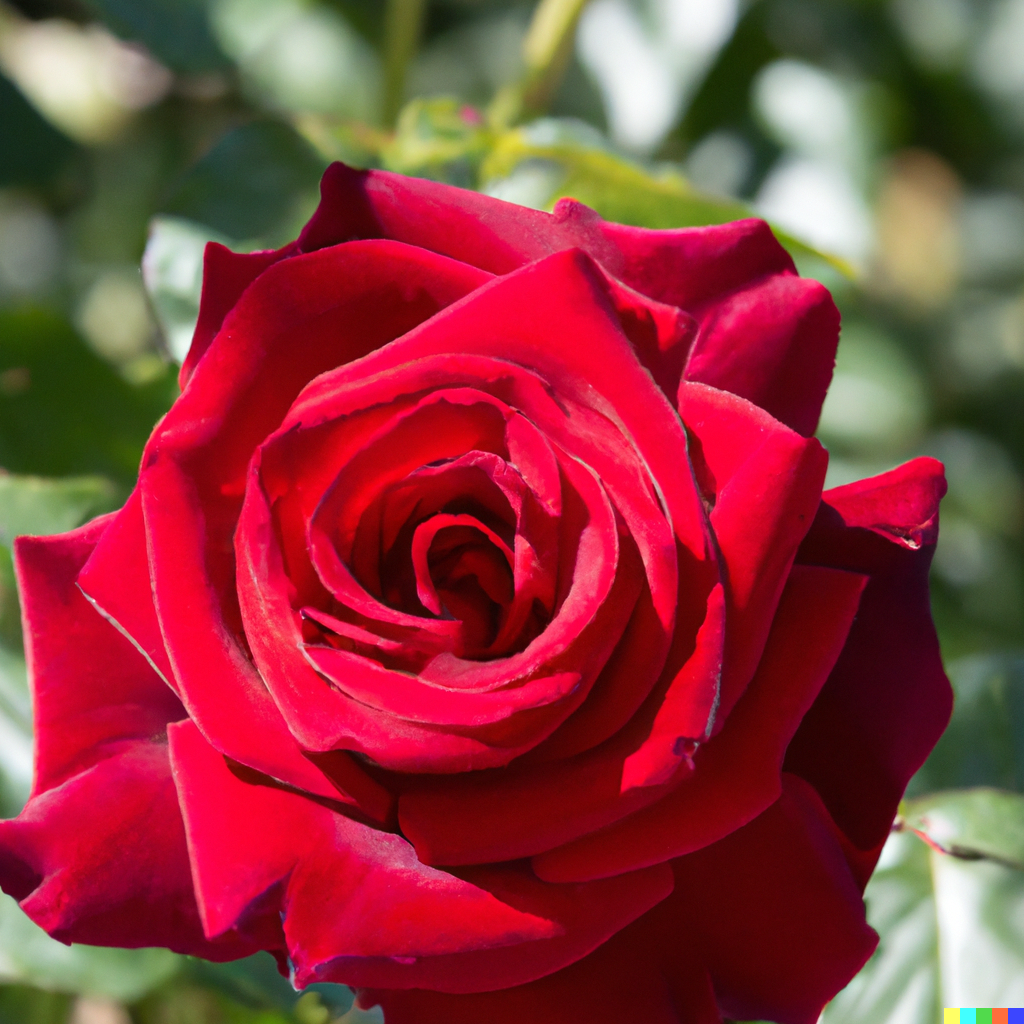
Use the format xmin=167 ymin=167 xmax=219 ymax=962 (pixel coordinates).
xmin=0 ymin=164 xmax=951 ymax=1024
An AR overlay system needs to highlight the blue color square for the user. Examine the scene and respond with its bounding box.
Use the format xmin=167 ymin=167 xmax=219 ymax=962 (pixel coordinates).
xmin=1008 ymin=1010 xmax=1024 ymax=1022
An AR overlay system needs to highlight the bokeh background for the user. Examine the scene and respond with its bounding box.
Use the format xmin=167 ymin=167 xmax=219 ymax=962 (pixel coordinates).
xmin=1 ymin=0 xmax=1024 ymax=1020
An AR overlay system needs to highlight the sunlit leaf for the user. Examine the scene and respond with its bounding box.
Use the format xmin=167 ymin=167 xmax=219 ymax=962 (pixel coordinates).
xmin=479 ymin=119 xmax=853 ymax=276
xmin=0 ymin=474 xmax=118 ymax=548
xmin=143 ymin=217 xmax=233 ymax=364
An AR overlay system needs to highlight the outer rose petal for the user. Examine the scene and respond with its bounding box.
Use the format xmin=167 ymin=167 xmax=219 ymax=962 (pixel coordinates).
xmin=0 ymin=521 xmax=253 ymax=959
xmin=76 ymin=488 xmax=177 ymax=692
xmin=365 ymin=918 xmax=721 ymax=1024
xmin=169 ymin=720 xmax=673 ymax=993
xmin=785 ymin=457 xmax=952 ymax=875
xmin=669 ymin=774 xmax=877 ymax=1024
xmin=180 ymin=242 xmax=294 ymax=387
xmin=532 ymin=563 xmax=866 ymax=882
xmin=294 ymin=164 xmax=834 ymax=430
xmin=13 ymin=518 xmax=183 ymax=794
xmin=679 ymin=382 xmax=828 ymax=724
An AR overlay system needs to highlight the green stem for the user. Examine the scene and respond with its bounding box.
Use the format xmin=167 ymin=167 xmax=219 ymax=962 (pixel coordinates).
xmin=383 ymin=0 xmax=427 ymax=127
xmin=490 ymin=0 xmax=593 ymax=129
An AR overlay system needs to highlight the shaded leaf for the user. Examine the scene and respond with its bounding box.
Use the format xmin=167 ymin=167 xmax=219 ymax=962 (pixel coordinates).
xmin=162 ymin=121 xmax=327 ymax=242
xmin=185 ymin=953 xmax=354 ymax=1016
xmin=80 ymin=0 xmax=228 ymax=74
xmin=0 ymin=73 xmax=77 ymax=189
xmin=0 ymin=893 xmax=180 ymax=1001
xmin=0 ymin=985 xmax=70 ymax=1024
xmin=0 ymin=308 xmax=176 ymax=486
xmin=909 ymin=653 xmax=1024 ymax=797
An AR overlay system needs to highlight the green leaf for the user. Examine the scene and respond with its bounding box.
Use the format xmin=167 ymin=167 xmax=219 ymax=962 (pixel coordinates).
xmin=0 ymin=474 xmax=119 ymax=549
xmin=0 ymin=307 xmax=176 ymax=486
xmin=142 ymin=217 xmax=234 ymax=363
xmin=0 ymin=647 xmax=30 ymax=818
xmin=901 ymin=788 xmax=1024 ymax=868
xmin=0 ymin=72 xmax=77 ymax=189
xmin=381 ymin=97 xmax=492 ymax=186
xmin=162 ymin=121 xmax=327 ymax=243
xmin=909 ymin=653 xmax=1024 ymax=796
xmin=0 ymin=985 xmax=71 ymax=1024
xmin=80 ymin=0 xmax=228 ymax=74
xmin=184 ymin=953 xmax=354 ymax=1016
xmin=822 ymin=828 xmax=1024 ymax=1018
xmin=0 ymin=893 xmax=180 ymax=1001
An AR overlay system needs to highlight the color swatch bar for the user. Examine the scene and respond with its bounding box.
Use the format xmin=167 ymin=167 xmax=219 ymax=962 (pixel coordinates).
xmin=944 ymin=1011 xmax=1024 ymax=1023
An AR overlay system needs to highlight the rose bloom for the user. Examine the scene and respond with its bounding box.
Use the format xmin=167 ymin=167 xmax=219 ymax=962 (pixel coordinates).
xmin=0 ymin=165 xmax=950 ymax=1024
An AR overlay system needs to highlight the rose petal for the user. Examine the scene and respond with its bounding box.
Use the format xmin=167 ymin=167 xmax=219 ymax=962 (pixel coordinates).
xmin=14 ymin=517 xmax=183 ymax=794
xmin=76 ymin=488 xmax=176 ymax=692
xmin=181 ymin=242 xmax=294 ymax=388
xmin=296 ymin=166 xmax=830 ymax=429
xmin=620 ymin=581 xmax=726 ymax=791
xmin=668 ymin=774 xmax=877 ymax=1024
xmin=364 ymin=917 xmax=719 ymax=1024
xmin=785 ymin=458 xmax=952 ymax=864
xmin=532 ymin=564 xmax=866 ymax=882
xmin=681 ymin=274 xmax=839 ymax=438
xmin=140 ymin=456 xmax=393 ymax=820
xmin=0 ymin=743 xmax=260 ymax=959
xmin=169 ymin=719 xmax=673 ymax=994
xmin=680 ymin=382 xmax=827 ymax=727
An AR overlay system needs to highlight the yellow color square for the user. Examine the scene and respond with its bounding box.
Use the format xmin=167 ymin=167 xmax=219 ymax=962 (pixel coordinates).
xmin=945 ymin=1011 xmax=961 ymax=1024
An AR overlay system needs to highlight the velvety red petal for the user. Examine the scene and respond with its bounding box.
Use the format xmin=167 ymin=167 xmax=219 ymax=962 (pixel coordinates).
xmin=290 ymin=165 xmax=835 ymax=426
xmin=668 ymin=774 xmax=877 ymax=1024
xmin=532 ymin=563 xmax=866 ymax=882
xmin=169 ymin=720 xmax=673 ymax=993
xmin=297 ymin=163 xmax=626 ymax=276
xmin=0 ymin=743 xmax=259 ymax=959
xmin=180 ymin=242 xmax=293 ymax=388
xmin=679 ymin=382 xmax=827 ymax=727
xmin=681 ymin=273 xmax=839 ymax=437
xmin=2 ymin=519 xmax=260 ymax=959
xmin=76 ymin=488 xmax=177 ymax=692
xmin=785 ymin=458 xmax=952 ymax=864
xmin=13 ymin=516 xmax=184 ymax=795
xmin=140 ymin=457 xmax=393 ymax=820
xmin=620 ymin=582 xmax=725 ymax=791
xmin=364 ymin=916 xmax=721 ymax=1024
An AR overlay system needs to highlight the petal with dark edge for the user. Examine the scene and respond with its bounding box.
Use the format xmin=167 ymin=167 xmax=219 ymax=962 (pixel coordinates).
xmin=532 ymin=564 xmax=866 ymax=882
xmin=668 ymin=774 xmax=877 ymax=1024
xmin=785 ymin=457 xmax=952 ymax=879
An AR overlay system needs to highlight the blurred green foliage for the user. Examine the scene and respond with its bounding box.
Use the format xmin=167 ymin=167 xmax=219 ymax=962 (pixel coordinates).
xmin=1 ymin=0 xmax=1024 ymax=1019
